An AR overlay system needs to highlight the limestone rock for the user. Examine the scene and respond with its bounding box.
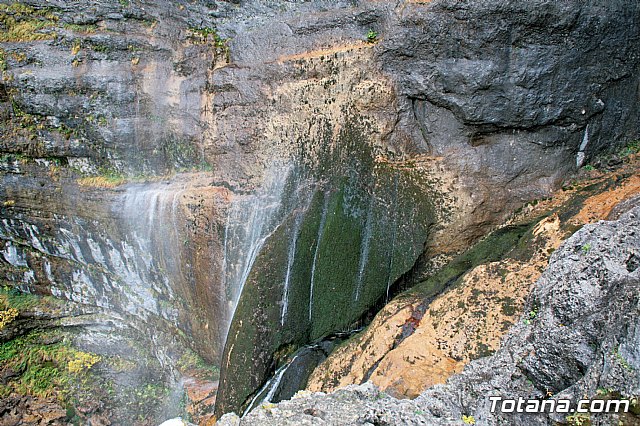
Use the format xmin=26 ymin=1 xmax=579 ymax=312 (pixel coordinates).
xmin=219 ymin=204 xmax=640 ymax=425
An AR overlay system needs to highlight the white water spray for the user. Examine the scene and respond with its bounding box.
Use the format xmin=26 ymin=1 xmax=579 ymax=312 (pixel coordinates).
xmin=280 ymin=202 xmax=309 ymax=325
xmin=308 ymin=194 xmax=329 ymax=322
xmin=221 ymin=164 xmax=293 ymax=338
xmin=354 ymin=199 xmax=374 ymax=302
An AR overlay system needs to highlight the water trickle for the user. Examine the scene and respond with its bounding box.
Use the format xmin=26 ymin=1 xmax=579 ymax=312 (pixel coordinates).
xmin=242 ymin=353 xmax=300 ymax=417
xmin=308 ymin=193 xmax=329 ymax=322
xmin=576 ymin=124 xmax=590 ymax=167
xmin=354 ymin=198 xmax=374 ymax=302
xmin=280 ymin=211 xmax=304 ymax=326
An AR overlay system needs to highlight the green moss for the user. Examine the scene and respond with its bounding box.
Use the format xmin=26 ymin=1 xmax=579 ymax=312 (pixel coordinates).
xmin=0 ymin=3 xmax=58 ymax=42
xmin=89 ymin=42 xmax=111 ymax=53
xmin=366 ymin=29 xmax=378 ymax=43
xmin=63 ymin=23 xmax=97 ymax=33
xmin=613 ymin=346 xmax=634 ymax=372
xmin=409 ymin=221 xmax=537 ymax=299
xmin=1 ymin=286 xmax=46 ymax=310
xmin=619 ymin=139 xmax=639 ymax=157
xmin=187 ymin=26 xmax=230 ymax=60
xmin=0 ymin=330 xmax=100 ymax=399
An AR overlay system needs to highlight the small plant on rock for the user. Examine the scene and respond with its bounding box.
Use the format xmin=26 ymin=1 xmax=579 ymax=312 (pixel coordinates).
xmin=566 ymin=412 xmax=590 ymax=425
xmin=367 ymin=29 xmax=378 ymax=43
xmin=462 ymin=415 xmax=476 ymax=424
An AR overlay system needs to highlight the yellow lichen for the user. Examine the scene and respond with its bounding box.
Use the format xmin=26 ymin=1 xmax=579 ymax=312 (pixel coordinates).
xmin=67 ymin=352 xmax=101 ymax=374
xmin=77 ymin=175 xmax=126 ymax=188
xmin=462 ymin=415 xmax=476 ymax=425
xmin=71 ymin=41 xmax=81 ymax=56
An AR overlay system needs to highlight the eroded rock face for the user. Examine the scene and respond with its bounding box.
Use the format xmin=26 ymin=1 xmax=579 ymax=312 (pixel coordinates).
xmin=218 ymin=203 xmax=640 ymax=426
xmin=378 ymin=0 xmax=640 ymax=252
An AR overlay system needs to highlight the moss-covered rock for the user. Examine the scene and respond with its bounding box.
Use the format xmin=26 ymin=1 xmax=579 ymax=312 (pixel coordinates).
xmin=216 ymin=116 xmax=436 ymax=415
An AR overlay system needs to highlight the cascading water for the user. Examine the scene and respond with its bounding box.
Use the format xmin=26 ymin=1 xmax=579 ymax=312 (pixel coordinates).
xmin=280 ymin=208 xmax=304 ymax=326
xmin=216 ymin=133 xmax=436 ymax=417
xmin=220 ymin=163 xmax=294 ymax=339
xmin=119 ymin=183 xmax=188 ymax=316
xmin=354 ymin=197 xmax=374 ymax=302
xmin=242 ymin=353 xmax=300 ymax=416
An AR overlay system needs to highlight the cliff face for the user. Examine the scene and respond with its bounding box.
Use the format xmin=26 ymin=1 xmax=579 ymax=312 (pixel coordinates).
xmin=220 ymin=199 xmax=640 ymax=425
xmin=307 ymin=154 xmax=640 ymax=399
xmin=0 ymin=0 xmax=638 ymax=422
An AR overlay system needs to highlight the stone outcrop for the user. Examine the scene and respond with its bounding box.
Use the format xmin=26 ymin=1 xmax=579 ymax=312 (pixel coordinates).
xmin=307 ymin=155 xmax=640 ymax=400
xmin=219 ymin=201 xmax=640 ymax=425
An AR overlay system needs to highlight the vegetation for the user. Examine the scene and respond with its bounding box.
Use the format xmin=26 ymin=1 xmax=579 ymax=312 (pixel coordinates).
xmin=1 ymin=286 xmax=56 ymax=311
xmin=77 ymin=167 xmax=126 ymax=188
xmin=63 ymin=23 xmax=97 ymax=34
xmin=0 ymin=287 xmax=105 ymax=409
xmin=613 ymin=346 xmax=634 ymax=372
xmin=409 ymin=221 xmax=537 ymax=299
xmin=462 ymin=415 xmax=476 ymax=425
xmin=0 ymin=329 xmax=101 ymax=399
xmin=187 ymin=26 xmax=230 ymax=61
xmin=366 ymin=29 xmax=378 ymax=43
xmin=620 ymin=139 xmax=640 ymax=158
xmin=523 ymin=305 xmax=538 ymax=325
xmin=176 ymin=349 xmax=220 ymax=380
xmin=565 ymin=412 xmax=590 ymax=426
xmin=0 ymin=303 xmax=18 ymax=330
xmin=0 ymin=3 xmax=58 ymax=42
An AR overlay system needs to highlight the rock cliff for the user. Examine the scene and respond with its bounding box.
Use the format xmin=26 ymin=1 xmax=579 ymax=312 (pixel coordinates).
xmin=219 ymin=199 xmax=640 ymax=425
xmin=307 ymin=152 xmax=640 ymax=398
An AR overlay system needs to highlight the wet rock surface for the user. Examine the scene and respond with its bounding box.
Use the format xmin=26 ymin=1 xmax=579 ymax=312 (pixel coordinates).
xmin=0 ymin=394 xmax=68 ymax=426
xmin=219 ymin=203 xmax=640 ymax=425
xmin=308 ymin=156 xmax=640 ymax=400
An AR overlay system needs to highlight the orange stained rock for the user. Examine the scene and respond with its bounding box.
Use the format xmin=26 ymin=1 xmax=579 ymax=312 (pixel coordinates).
xmin=572 ymin=174 xmax=640 ymax=224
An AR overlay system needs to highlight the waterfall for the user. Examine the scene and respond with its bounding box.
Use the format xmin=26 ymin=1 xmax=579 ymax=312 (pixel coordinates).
xmin=354 ymin=198 xmax=374 ymax=302
xmin=308 ymin=193 xmax=329 ymax=322
xmin=122 ymin=186 xmax=184 ymax=266
xmin=120 ymin=183 xmax=187 ymax=307
xmin=221 ymin=164 xmax=293 ymax=337
xmin=280 ymin=212 xmax=303 ymax=326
